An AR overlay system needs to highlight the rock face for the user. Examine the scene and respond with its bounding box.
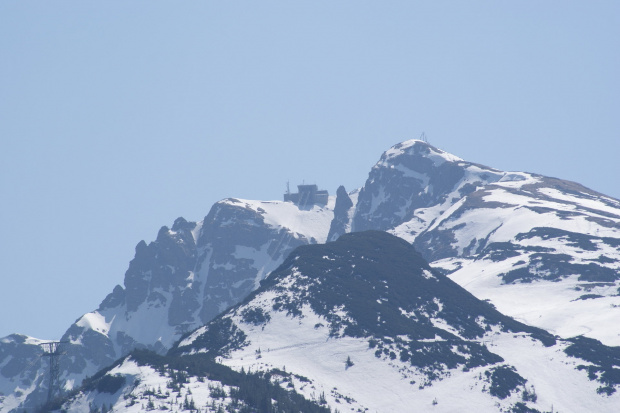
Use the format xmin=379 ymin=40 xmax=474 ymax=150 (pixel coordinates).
xmin=349 ymin=141 xmax=620 ymax=346
xmin=57 ymin=232 xmax=617 ymax=413
xmin=2 ymin=139 xmax=620 ymax=412
xmin=1 ymin=198 xmax=335 ymax=411
xmin=0 ymin=335 xmax=47 ymax=412
xmin=326 ymin=185 xmax=354 ymax=242
xmin=353 ymin=141 xmax=475 ymax=233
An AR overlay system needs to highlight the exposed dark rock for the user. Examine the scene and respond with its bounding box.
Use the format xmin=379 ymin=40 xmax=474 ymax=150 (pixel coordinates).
xmin=326 ymin=185 xmax=354 ymax=242
xmin=353 ymin=142 xmax=469 ymax=233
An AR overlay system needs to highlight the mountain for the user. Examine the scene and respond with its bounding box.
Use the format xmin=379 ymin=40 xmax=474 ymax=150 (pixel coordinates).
xmin=0 ymin=200 xmax=335 ymax=411
xmin=1 ymin=139 xmax=619 ymax=412
xmin=352 ymin=141 xmax=620 ymax=345
xmin=55 ymin=232 xmax=620 ymax=412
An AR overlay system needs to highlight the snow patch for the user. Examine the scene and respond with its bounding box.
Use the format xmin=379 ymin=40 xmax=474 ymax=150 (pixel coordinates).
xmin=76 ymin=312 xmax=113 ymax=337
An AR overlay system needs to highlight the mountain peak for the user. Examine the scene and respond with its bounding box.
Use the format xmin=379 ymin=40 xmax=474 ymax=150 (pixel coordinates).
xmin=353 ymin=140 xmax=479 ymax=233
xmin=381 ymin=139 xmax=464 ymax=167
xmin=178 ymin=230 xmax=553 ymax=357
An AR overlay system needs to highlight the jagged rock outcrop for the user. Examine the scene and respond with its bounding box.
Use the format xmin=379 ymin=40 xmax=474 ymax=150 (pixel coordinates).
xmin=1 ymin=198 xmax=335 ymax=411
xmin=326 ymin=185 xmax=354 ymax=242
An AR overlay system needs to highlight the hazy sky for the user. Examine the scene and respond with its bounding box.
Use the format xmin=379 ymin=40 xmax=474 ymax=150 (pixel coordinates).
xmin=1 ymin=1 xmax=619 ymax=339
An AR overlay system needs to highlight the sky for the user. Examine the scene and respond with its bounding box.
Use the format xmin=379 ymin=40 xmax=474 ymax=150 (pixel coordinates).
xmin=1 ymin=1 xmax=619 ymax=340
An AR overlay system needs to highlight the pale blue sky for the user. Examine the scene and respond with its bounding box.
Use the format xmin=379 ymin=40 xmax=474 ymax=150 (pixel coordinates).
xmin=1 ymin=1 xmax=619 ymax=339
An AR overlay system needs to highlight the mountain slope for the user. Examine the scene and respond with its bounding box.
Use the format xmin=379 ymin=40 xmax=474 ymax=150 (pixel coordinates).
xmin=347 ymin=140 xmax=620 ymax=346
xmin=45 ymin=349 xmax=331 ymax=413
xmin=156 ymin=232 xmax=618 ymax=412
xmin=0 ymin=198 xmax=335 ymax=411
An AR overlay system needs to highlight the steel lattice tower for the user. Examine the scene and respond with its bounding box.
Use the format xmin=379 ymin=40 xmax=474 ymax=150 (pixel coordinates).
xmin=40 ymin=341 xmax=65 ymax=403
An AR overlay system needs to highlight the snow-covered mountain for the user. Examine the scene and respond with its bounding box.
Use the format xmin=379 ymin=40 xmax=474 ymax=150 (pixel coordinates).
xmin=55 ymin=232 xmax=620 ymax=413
xmin=2 ymin=139 xmax=619 ymax=412
xmin=0 ymin=199 xmax=335 ymax=411
xmin=352 ymin=141 xmax=620 ymax=346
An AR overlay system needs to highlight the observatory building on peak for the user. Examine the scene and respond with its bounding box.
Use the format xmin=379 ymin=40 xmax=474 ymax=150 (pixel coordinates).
xmin=284 ymin=183 xmax=328 ymax=206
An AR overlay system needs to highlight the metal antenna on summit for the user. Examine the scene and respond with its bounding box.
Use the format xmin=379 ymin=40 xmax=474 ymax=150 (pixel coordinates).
xmin=420 ymin=132 xmax=428 ymax=143
xmin=40 ymin=341 xmax=66 ymax=403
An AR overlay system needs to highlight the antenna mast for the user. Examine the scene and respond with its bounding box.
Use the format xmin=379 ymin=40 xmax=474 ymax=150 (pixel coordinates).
xmin=40 ymin=341 xmax=66 ymax=403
